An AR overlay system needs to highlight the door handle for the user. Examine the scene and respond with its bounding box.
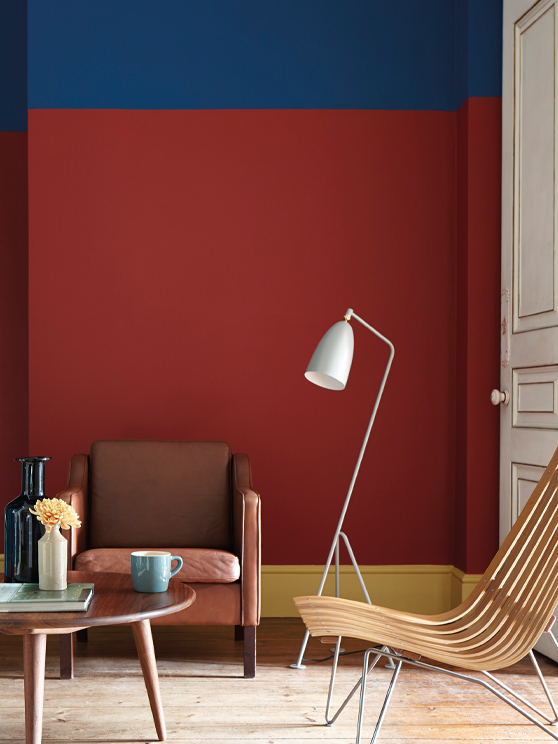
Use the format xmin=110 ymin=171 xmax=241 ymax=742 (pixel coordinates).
xmin=491 ymin=389 xmax=510 ymax=406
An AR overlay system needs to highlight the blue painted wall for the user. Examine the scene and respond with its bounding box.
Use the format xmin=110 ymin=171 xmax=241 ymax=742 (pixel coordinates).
xmin=455 ymin=0 xmax=503 ymax=108
xmin=28 ymin=0 xmax=501 ymax=112
xmin=0 ymin=0 xmax=27 ymax=130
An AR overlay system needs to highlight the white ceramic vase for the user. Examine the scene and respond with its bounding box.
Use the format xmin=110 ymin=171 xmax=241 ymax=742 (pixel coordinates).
xmin=38 ymin=525 xmax=67 ymax=590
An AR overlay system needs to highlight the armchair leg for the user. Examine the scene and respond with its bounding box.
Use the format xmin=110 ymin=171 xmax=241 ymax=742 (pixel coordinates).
xmin=234 ymin=625 xmax=244 ymax=642
xmin=243 ymin=626 xmax=256 ymax=678
xmin=76 ymin=628 xmax=88 ymax=642
xmin=59 ymin=633 xmax=74 ymax=680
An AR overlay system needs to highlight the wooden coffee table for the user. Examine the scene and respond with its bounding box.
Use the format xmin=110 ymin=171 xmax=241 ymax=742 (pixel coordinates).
xmin=0 ymin=570 xmax=195 ymax=744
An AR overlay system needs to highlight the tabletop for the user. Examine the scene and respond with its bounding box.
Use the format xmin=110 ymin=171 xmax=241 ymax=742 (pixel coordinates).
xmin=0 ymin=571 xmax=195 ymax=632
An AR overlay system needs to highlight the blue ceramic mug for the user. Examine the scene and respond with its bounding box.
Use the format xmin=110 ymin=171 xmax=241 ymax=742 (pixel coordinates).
xmin=130 ymin=551 xmax=183 ymax=593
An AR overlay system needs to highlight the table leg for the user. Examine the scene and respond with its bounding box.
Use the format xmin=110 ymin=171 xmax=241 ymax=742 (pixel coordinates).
xmin=23 ymin=633 xmax=47 ymax=744
xmin=59 ymin=633 xmax=74 ymax=679
xmin=131 ymin=619 xmax=166 ymax=741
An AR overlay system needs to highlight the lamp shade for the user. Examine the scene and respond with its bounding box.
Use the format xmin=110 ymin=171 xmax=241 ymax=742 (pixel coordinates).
xmin=305 ymin=320 xmax=354 ymax=390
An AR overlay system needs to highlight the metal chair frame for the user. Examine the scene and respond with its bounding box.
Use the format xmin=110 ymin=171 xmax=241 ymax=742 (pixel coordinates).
xmin=325 ymin=636 xmax=558 ymax=743
xmin=295 ymin=446 xmax=558 ymax=743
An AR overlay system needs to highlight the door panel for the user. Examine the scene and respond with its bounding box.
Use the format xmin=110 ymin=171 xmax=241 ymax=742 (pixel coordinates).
xmin=513 ymin=365 xmax=558 ymax=427
xmin=516 ymin=5 xmax=555 ymax=323
xmin=511 ymin=462 xmax=545 ymax=523
xmin=501 ymin=0 xmax=558 ymax=661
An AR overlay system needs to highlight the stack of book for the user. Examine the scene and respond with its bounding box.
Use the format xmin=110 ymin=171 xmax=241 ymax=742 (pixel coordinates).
xmin=0 ymin=583 xmax=94 ymax=612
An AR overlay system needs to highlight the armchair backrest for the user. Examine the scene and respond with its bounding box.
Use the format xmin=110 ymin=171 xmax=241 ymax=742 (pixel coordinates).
xmin=88 ymin=440 xmax=233 ymax=550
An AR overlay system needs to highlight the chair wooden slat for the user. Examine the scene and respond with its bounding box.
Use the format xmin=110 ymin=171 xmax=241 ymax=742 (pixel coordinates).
xmin=294 ymin=446 xmax=558 ymax=671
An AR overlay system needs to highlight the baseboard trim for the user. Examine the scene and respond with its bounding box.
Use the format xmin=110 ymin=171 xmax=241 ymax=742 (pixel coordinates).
xmin=0 ymin=555 xmax=481 ymax=617
xmin=261 ymin=565 xmax=483 ymax=617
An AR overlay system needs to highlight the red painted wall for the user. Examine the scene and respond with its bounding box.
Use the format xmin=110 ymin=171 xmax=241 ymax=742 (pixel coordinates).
xmin=454 ymin=97 xmax=502 ymax=574
xmin=0 ymin=132 xmax=29 ymax=547
xmin=28 ymin=108 xmax=459 ymax=566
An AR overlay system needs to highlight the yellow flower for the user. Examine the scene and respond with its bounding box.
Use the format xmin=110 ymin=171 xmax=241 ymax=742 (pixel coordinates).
xmin=30 ymin=498 xmax=81 ymax=532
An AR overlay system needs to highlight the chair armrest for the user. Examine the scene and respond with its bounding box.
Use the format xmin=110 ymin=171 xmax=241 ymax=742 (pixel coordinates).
xmin=233 ymin=453 xmax=261 ymax=626
xmin=57 ymin=454 xmax=89 ymax=567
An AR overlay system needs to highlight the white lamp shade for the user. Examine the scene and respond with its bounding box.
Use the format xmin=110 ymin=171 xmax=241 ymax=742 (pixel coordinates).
xmin=305 ymin=320 xmax=354 ymax=390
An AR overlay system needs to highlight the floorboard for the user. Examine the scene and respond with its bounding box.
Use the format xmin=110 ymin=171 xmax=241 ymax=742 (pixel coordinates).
xmin=1 ymin=618 xmax=558 ymax=742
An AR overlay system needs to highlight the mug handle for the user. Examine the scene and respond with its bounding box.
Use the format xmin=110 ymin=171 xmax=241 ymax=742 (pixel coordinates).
xmin=170 ymin=556 xmax=183 ymax=578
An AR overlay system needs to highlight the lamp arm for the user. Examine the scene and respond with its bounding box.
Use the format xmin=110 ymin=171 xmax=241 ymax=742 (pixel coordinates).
xmin=314 ymin=312 xmax=394 ymax=597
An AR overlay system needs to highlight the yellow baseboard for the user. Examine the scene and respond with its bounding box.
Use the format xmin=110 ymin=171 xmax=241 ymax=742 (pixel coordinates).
xmin=0 ymin=555 xmax=481 ymax=616
xmin=261 ymin=565 xmax=482 ymax=617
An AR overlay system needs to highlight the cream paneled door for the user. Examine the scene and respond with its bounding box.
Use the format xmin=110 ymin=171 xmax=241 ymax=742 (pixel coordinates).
xmin=500 ymin=0 xmax=558 ymax=661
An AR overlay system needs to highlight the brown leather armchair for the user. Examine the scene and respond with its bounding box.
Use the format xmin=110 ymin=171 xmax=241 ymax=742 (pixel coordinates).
xmin=58 ymin=440 xmax=261 ymax=678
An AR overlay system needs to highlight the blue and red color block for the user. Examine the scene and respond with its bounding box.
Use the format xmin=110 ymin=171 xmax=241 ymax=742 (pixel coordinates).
xmin=0 ymin=1 xmax=503 ymax=573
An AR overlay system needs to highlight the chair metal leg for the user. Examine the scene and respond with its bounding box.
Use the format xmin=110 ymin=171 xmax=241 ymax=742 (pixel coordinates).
xmin=327 ymin=643 xmax=558 ymax=744
xmin=326 ymin=644 xmax=385 ymax=726
xmin=355 ymin=648 xmax=401 ymax=744
xmin=369 ymin=657 xmax=402 ymax=744
xmin=365 ymin=646 xmax=558 ymax=742
xmin=529 ymin=649 xmax=558 ymax=724
xmin=356 ymin=649 xmax=373 ymax=744
xmin=482 ymin=666 xmax=553 ymax=724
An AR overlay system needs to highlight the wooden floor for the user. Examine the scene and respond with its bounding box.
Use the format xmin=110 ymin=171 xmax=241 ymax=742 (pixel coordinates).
xmin=1 ymin=618 xmax=558 ymax=742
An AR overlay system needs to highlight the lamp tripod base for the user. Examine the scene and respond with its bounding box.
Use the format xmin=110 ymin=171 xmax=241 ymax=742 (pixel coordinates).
xmin=291 ymin=533 xmax=396 ymax=670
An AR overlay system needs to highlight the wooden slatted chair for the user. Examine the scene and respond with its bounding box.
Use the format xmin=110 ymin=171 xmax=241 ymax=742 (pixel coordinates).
xmin=294 ymin=446 xmax=558 ymax=743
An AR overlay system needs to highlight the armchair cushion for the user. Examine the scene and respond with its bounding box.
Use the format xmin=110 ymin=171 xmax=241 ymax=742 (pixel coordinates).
xmin=74 ymin=547 xmax=240 ymax=583
xmin=89 ymin=440 xmax=233 ymax=550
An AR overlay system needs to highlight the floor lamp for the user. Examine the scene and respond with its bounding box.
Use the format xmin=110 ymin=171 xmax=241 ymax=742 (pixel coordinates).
xmin=291 ymin=308 xmax=394 ymax=669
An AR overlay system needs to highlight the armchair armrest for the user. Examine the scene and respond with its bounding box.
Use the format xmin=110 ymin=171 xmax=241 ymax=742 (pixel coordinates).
xmin=233 ymin=453 xmax=261 ymax=626
xmin=57 ymin=454 xmax=89 ymax=567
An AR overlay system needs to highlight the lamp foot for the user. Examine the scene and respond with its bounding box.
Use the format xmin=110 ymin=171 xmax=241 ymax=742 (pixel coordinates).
xmin=290 ymin=663 xmax=306 ymax=669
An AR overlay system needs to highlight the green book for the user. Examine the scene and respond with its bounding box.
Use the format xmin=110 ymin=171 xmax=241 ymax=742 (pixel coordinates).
xmin=0 ymin=583 xmax=94 ymax=612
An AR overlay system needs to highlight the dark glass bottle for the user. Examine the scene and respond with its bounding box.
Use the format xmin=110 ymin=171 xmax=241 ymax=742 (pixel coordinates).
xmin=4 ymin=457 xmax=51 ymax=583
